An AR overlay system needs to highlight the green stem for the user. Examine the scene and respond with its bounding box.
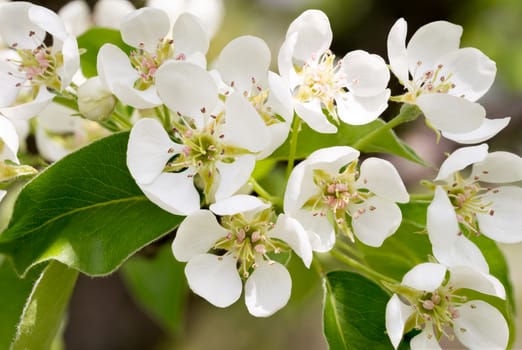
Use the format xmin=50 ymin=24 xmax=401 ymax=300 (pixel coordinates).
xmin=352 ymin=103 xmax=422 ymax=150
xmin=249 ymin=177 xmax=282 ymax=206
xmin=286 ymin=115 xmax=301 ymax=180
xmin=409 ymin=193 xmax=434 ymax=201
xmin=330 ymin=248 xmax=397 ymax=287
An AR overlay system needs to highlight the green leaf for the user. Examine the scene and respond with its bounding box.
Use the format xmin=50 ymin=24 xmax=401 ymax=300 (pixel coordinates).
xmin=323 ymin=271 xmax=391 ymax=350
xmin=357 ymin=201 xmax=432 ymax=281
xmin=0 ymin=258 xmax=43 ymax=349
xmin=10 ymin=261 xmax=78 ymax=350
xmin=272 ymin=119 xmax=427 ymax=165
xmin=121 ymin=243 xmax=187 ymax=333
xmin=0 ymin=132 xmax=182 ymax=276
xmin=77 ymin=28 xmax=132 ymax=78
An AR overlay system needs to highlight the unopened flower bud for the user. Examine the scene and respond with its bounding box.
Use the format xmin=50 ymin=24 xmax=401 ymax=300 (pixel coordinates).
xmin=77 ymin=77 xmax=116 ymax=121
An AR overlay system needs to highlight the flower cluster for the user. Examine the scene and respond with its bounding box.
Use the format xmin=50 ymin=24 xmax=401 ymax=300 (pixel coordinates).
xmin=0 ymin=2 xmax=519 ymax=348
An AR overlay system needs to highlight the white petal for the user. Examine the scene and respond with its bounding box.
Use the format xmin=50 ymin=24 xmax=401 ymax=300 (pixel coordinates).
xmin=277 ymin=31 xmax=299 ymax=85
xmin=432 ymin=235 xmax=489 ymax=273
xmin=121 ymin=7 xmax=170 ymax=52
xmin=427 ymin=186 xmax=460 ymax=247
xmin=93 ymin=0 xmax=135 ymax=29
xmin=343 ymin=50 xmax=390 ymax=97
xmin=183 ymin=0 xmax=224 ymax=38
xmin=266 ymin=71 xmax=293 ymax=123
xmin=416 ymin=94 xmax=485 ymax=134
xmin=112 ymin=83 xmax=162 ymax=109
xmin=350 ymin=197 xmax=402 ymax=247
xmin=0 ymin=69 xmax=21 ymax=108
xmin=0 ymin=88 xmax=54 ymax=120
xmin=336 ymin=89 xmax=390 ymax=125
xmin=35 ymin=126 xmax=70 ymax=162
xmin=406 ymin=21 xmax=462 ymax=79
xmin=356 ymin=157 xmax=409 ymax=203
xmin=385 ymin=294 xmax=414 ymax=349
xmin=138 ymin=170 xmax=200 ymax=216
xmin=286 ymin=9 xmax=332 ymax=63
xmin=0 ymin=2 xmax=45 ymax=49
xmin=127 ymin=118 xmax=181 ymax=184
xmin=439 ymin=47 xmax=496 ymax=102
xmin=305 ymin=145 xmax=360 ymax=177
xmin=244 ymin=260 xmax=291 ymax=317
xmin=155 ymin=61 xmax=218 ymax=118
xmin=185 ymin=253 xmax=242 ymax=308
xmin=295 ymin=100 xmax=337 ymax=134
xmin=453 ymin=300 xmax=509 ymax=350
xmin=210 ymin=194 xmax=269 ymax=216
xmin=0 ymin=115 xmax=19 ymax=162
xmin=442 ymin=117 xmax=510 ymax=144
xmin=222 ymin=92 xmax=269 ymax=152
xmin=28 ymin=4 xmax=68 ymax=42
xmin=435 ymin=144 xmax=488 ymax=181
xmin=214 ymin=155 xmax=256 ymax=201
xmin=448 ymin=266 xmax=505 ymax=299
xmin=215 ymin=35 xmax=270 ymax=93
xmin=401 ymin=263 xmax=446 ymax=291
xmin=172 ymin=210 xmax=228 ymax=261
xmin=58 ymin=0 xmax=91 ymax=37
xmin=471 ymin=151 xmax=522 ymax=183
xmin=476 ymin=186 xmax=522 ymax=243
xmin=387 ymin=18 xmax=409 ymax=85
xmin=172 ymin=12 xmax=209 ymax=57
xmin=293 ymin=209 xmax=335 ymax=252
xmin=410 ymin=323 xmax=442 ymax=350
xmin=269 ymin=214 xmax=313 ymax=268
xmin=284 ymin=161 xmax=316 ymax=215
xmin=59 ymin=35 xmax=80 ymax=88
xmin=0 ymin=190 xmax=6 ymax=203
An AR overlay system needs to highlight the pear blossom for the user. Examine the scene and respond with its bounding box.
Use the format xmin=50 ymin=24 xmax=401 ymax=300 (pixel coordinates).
xmin=127 ymin=61 xmax=270 ymax=215
xmin=284 ymin=146 xmax=409 ymax=252
xmin=387 ymin=18 xmax=510 ymax=143
xmin=0 ymin=2 xmax=80 ymax=120
xmin=214 ymin=35 xmax=293 ymax=158
xmin=97 ymin=7 xmax=209 ymax=109
xmin=385 ymin=262 xmax=508 ymax=349
xmin=35 ymin=102 xmax=110 ymax=162
xmin=278 ymin=9 xmax=390 ymax=133
xmin=427 ymin=144 xmax=522 ymax=249
xmin=172 ymin=195 xmax=312 ymax=317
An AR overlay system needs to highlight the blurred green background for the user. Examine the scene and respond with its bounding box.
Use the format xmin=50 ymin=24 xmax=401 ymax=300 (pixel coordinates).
xmin=12 ymin=0 xmax=522 ymax=349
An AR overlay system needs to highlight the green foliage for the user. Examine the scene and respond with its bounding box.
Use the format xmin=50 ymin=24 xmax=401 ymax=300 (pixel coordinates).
xmin=323 ymin=271 xmax=391 ymax=349
xmin=0 ymin=258 xmax=43 ymax=349
xmin=121 ymin=243 xmax=188 ymax=334
xmin=10 ymin=262 xmax=78 ymax=350
xmin=0 ymin=132 xmax=182 ymax=277
xmin=77 ymin=28 xmax=132 ymax=78
xmin=272 ymin=119 xmax=427 ymax=165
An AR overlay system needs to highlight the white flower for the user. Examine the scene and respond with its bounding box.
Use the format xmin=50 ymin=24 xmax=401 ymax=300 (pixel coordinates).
xmin=172 ymin=195 xmax=312 ymax=317
xmin=387 ymin=18 xmax=510 ymax=143
xmin=278 ymin=9 xmax=390 ymax=133
xmin=77 ymin=76 xmax=116 ymax=121
xmin=127 ymin=61 xmax=270 ymax=215
xmin=427 ymin=144 xmax=522 ymax=248
xmin=0 ymin=2 xmax=80 ymax=120
xmin=34 ymin=102 xmax=109 ymax=162
xmin=214 ymin=35 xmax=293 ymax=158
xmin=284 ymin=146 xmax=409 ymax=251
xmin=97 ymin=7 xmax=209 ymax=109
xmin=385 ymin=262 xmax=508 ymax=350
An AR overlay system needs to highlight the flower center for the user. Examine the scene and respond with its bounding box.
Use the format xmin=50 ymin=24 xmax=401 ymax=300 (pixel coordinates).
xmin=402 ymin=63 xmax=456 ymax=103
xmin=302 ymin=160 xmax=373 ymax=241
xmin=295 ymin=51 xmax=346 ymax=119
xmin=214 ymin=208 xmax=285 ymax=278
xmin=7 ymin=33 xmax=64 ymax=93
xmin=130 ymin=38 xmax=177 ymax=90
xmin=442 ymin=172 xmax=495 ymax=236
xmin=410 ymin=284 xmax=468 ymax=341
